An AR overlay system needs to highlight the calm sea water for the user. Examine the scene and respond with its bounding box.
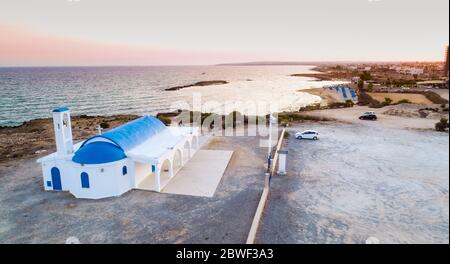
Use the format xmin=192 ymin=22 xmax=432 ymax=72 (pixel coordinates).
xmin=0 ymin=65 xmax=341 ymax=127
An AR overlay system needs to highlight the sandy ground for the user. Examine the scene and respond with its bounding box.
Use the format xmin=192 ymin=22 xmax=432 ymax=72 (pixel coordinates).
xmin=302 ymin=105 xmax=443 ymax=130
xmin=301 ymin=88 xmax=344 ymax=106
xmin=257 ymin=109 xmax=449 ymax=244
xmin=367 ymin=93 xmax=433 ymax=104
xmin=434 ymin=89 xmax=450 ymax=101
xmin=0 ymin=135 xmax=267 ymax=244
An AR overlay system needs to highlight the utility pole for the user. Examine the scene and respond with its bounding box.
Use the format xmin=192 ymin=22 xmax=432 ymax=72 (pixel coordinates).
xmin=267 ymin=113 xmax=277 ymax=175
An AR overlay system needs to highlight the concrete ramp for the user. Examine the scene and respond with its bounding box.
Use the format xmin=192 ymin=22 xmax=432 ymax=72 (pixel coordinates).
xmin=162 ymin=150 xmax=233 ymax=197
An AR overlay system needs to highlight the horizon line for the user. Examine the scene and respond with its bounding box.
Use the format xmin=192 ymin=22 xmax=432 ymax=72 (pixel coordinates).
xmin=0 ymin=60 xmax=446 ymax=68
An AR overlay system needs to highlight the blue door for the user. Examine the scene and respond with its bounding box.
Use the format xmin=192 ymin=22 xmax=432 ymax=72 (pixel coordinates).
xmin=51 ymin=167 xmax=62 ymax=191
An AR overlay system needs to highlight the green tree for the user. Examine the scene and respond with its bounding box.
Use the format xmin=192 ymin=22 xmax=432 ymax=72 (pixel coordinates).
xmin=358 ymin=79 xmax=364 ymax=90
xmin=435 ymin=118 xmax=449 ymax=132
xmin=367 ymin=83 xmax=374 ymax=92
xmin=385 ymin=79 xmax=392 ymax=87
xmin=383 ymin=97 xmax=393 ymax=106
xmin=360 ymin=71 xmax=372 ymax=81
xmin=345 ymin=99 xmax=354 ymax=107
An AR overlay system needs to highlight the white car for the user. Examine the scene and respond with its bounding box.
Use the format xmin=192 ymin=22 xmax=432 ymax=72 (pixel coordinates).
xmin=295 ymin=130 xmax=319 ymax=140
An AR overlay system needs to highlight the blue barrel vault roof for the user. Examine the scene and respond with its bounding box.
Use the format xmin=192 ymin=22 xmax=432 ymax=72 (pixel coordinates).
xmin=52 ymin=107 xmax=70 ymax=113
xmin=72 ymin=116 xmax=166 ymax=164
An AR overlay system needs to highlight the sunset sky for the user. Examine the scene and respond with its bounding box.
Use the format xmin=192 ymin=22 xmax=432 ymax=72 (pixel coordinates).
xmin=0 ymin=0 xmax=449 ymax=66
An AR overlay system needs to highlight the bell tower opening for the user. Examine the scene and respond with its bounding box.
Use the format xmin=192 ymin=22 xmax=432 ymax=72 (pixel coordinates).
xmin=52 ymin=107 xmax=74 ymax=156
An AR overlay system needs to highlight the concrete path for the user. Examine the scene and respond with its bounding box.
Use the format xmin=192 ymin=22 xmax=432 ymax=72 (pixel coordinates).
xmin=162 ymin=150 xmax=233 ymax=197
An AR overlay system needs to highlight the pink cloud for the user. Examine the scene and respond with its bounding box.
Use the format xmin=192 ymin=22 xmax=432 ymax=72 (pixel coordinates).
xmin=0 ymin=24 xmax=250 ymax=66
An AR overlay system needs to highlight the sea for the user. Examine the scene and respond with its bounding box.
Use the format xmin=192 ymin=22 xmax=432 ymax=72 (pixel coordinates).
xmin=0 ymin=65 xmax=343 ymax=127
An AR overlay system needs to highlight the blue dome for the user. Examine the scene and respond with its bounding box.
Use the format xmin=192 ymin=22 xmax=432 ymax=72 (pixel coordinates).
xmin=72 ymin=141 xmax=126 ymax=164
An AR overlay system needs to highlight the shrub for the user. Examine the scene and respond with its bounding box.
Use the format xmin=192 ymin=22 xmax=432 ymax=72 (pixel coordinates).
xmin=345 ymin=99 xmax=355 ymax=107
xmin=157 ymin=115 xmax=172 ymax=126
xmin=100 ymin=121 xmax=110 ymax=129
xmin=201 ymin=112 xmax=213 ymax=124
xmin=435 ymin=118 xmax=449 ymax=132
xmin=357 ymin=90 xmax=382 ymax=108
xmin=222 ymin=111 xmax=243 ymax=129
xmin=29 ymin=127 xmax=43 ymax=133
xmin=383 ymin=97 xmax=393 ymax=105
xmin=278 ymin=113 xmax=332 ymax=124
xmin=423 ymin=92 xmax=449 ymax=105
xmin=299 ymin=103 xmax=321 ymax=111
xmin=328 ymin=102 xmax=346 ymax=108
xmin=397 ymin=99 xmax=412 ymax=104
xmin=389 ymin=79 xmax=417 ymax=87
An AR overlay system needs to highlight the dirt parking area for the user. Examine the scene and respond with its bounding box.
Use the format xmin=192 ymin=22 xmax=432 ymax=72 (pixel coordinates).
xmin=367 ymin=93 xmax=433 ymax=104
xmin=303 ymin=105 xmax=444 ymax=130
xmin=0 ymin=135 xmax=266 ymax=244
xmin=257 ymin=120 xmax=449 ymax=243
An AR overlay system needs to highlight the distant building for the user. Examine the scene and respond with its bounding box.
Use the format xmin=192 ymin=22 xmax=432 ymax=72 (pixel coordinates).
xmin=417 ymin=80 xmax=448 ymax=89
xmin=392 ymin=66 xmax=423 ymax=75
xmin=408 ymin=68 xmax=424 ymax=75
xmin=445 ymin=46 xmax=449 ymax=77
xmin=351 ymin=76 xmax=361 ymax=84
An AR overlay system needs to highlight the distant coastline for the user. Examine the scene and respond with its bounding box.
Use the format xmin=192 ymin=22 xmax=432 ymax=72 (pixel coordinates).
xmin=215 ymin=61 xmax=418 ymax=66
xmin=216 ymin=61 xmax=322 ymax=66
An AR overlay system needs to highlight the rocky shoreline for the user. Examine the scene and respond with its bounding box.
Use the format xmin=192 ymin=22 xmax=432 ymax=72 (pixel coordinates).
xmin=290 ymin=71 xmax=352 ymax=81
xmin=0 ymin=109 xmax=331 ymax=164
xmin=165 ymin=80 xmax=228 ymax=91
xmin=0 ymin=115 xmax=139 ymax=163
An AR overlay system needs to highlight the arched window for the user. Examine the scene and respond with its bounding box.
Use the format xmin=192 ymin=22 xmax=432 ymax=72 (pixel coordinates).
xmin=63 ymin=113 xmax=69 ymax=127
xmin=80 ymin=172 xmax=90 ymax=188
xmin=122 ymin=166 xmax=128 ymax=175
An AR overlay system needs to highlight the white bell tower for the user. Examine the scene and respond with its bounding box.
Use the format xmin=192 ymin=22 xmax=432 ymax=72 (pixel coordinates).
xmin=52 ymin=107 xmax=74 ymax=155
